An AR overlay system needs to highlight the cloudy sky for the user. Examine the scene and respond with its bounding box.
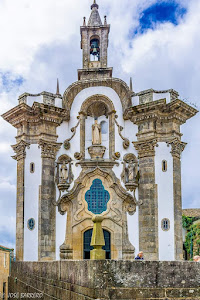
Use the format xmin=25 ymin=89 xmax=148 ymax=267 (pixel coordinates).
xmin=0 ymin=0 xmax=200 ymax=250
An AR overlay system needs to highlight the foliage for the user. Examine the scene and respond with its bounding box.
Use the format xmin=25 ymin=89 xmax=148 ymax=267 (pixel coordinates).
xmin=183 ymin=215 xmax=200 ymax=258
xmin=182 ymin=215 xmax=196 ymax=229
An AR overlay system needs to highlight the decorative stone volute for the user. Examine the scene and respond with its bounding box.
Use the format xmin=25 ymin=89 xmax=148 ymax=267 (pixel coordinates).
xmin=39 ymin=139 xmax=62 ymax=159
xmin=11 ymin=140 xmax=30 ymax=161
xmin=167 ymin=138 xmax=187 ymax=159
xmin=133 ymin=139 xmax=158 ymax=158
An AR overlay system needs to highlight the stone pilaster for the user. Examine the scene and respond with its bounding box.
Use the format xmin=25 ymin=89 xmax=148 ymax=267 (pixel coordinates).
xmin=109 ymin=112 xmax=115 ymax=159
xmin=60 ymin=202 xmax=73 ymax=260
xmin=133 ymin=139 xmax=159 ymax=260
xmin=168 ymin=138 xmax=186 ymax=260
xmin=12 ymin=140 xmax=30 ymax=261
xmin=80 ymin=113 xmax=86 ymax=159
xmin=38 ymin=140 xmax=62 ymax=261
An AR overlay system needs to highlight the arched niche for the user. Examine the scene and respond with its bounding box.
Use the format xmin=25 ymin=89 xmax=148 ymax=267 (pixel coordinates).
xmin=62 ymin=78 xmax=133 ymax=120
xmin=79 ymin=94 xmax=116 ymax=159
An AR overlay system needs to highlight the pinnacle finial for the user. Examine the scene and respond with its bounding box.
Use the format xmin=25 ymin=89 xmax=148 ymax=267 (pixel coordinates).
xmin=130 ymin=77 xmax=133 ymax=92
xmin=91 ymin=0 xmax=99 ymax=9
xmin=56 ymin=78 xmax=60 ymax=95
xmin=83 ymin=17 xmax=86 ymax=26
xmin=104 ymin=16 xmax=107 ymax=25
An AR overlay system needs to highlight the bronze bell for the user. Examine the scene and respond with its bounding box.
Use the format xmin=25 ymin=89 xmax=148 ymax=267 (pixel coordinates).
xmin=93 ymin=48 xmax=98 ymax=54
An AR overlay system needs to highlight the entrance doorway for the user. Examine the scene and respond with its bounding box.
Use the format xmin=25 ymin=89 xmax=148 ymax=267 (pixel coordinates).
xmin=83 ymin=229 xmax=111 ymax=259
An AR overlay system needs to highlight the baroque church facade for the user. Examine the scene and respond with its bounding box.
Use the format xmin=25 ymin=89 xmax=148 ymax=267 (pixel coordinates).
xmin=2 ymin=1 xmax=198 ymax=262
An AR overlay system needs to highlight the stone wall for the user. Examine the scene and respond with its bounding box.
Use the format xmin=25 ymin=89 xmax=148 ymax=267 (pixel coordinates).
xmin=9 ymin=261 xmax=200 ymax=300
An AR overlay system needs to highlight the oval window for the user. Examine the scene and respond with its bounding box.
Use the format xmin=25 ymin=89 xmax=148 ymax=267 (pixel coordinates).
xmin=27 ymin=218 xmax=35 ymax=231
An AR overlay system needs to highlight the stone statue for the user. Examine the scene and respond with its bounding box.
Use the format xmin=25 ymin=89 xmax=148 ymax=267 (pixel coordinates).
xmin=92 ymin=119 xmax=102 ymax=145
xmin=127 ymin=161 xmax=137 ymax=182
xmin=60 ymin=162 xmax=68 ymax=183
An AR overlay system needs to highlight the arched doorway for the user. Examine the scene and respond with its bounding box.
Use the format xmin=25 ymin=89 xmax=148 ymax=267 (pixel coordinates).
xmin=83 ymin=229 xmax=111 ymax=259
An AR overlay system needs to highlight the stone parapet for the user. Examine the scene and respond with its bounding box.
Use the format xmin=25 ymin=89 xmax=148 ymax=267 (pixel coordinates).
xmin=8 ymin=261 xmax=200 ymax=299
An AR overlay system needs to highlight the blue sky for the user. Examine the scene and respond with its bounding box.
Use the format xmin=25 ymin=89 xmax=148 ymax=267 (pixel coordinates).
xmin=0 ymin=0 xmax=200 ymax=251
xmin=138 ymin=1 xmax=187 ymax=33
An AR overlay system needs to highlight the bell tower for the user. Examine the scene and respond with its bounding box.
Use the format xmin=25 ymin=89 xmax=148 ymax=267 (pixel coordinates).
xmin=78 ymin=0 xmax=113 ymax=80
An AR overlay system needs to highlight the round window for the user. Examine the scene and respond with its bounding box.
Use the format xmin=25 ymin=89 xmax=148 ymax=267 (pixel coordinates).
xmin=27 ymin=218 xmax=35 ymax=231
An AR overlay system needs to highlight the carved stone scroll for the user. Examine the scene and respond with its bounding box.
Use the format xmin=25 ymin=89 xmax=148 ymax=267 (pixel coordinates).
xmin=114 ymin=116 xmax=130 ymax=149
xmin=63 ymin=118 xmax=80 ymax=150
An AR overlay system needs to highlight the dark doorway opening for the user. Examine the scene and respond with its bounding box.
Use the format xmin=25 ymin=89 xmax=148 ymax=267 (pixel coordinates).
xmin=83 ymin=229 xmax=111 ymax=259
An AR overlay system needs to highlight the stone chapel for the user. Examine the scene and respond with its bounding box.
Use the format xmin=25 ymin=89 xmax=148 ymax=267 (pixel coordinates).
xmin=2 ymin=0 xmax=198 ymax=262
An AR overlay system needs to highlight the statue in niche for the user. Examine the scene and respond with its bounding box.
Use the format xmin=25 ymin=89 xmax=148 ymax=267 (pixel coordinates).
xmin=121 ymin=154 xmax=138 ymax=186
xmin=92 ymin=119 xmax=102 ymax=145
xmin=59 ymin=162 xmax=69 ymax=183
xmin=127 ymin=161 xmax=137 ymax=182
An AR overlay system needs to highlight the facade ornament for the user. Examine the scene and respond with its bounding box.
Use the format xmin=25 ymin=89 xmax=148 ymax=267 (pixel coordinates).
xmin=11 ymin=140 xmax=30 ymax=161
xmin=39 ymin=140 xmax=62 ymax=159
xmin=88 ymin=145 xmax=106 ymax=160
xmin=88 ymin=119 xmax=106 ymax=160
xmin=55 ymin=155 xmax=74 ymax=202
xmin=112 ymin=152 xmax=121 ymax=161
xmin=121 ymin=153 xmax=138 ymax=192
xmin=92 ymin=119 xmax=102 ymax=145
xmin=167 ymin=138 xmax=187 ymax=159
xmin=133 ymin=139 xmax=158 ymax=158
xmin=114 ymin=116 xmax=130 ymax=149
xmin=74 ymin=152 xmax=83 ymax=160
xmin=63 ymin=118 xmax=80 ymax=150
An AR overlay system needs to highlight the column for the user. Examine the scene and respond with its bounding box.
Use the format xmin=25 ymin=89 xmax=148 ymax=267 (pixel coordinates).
xmin=168 ymin=138 xmax=186 ymax=260
xmin=134 ymin=139 xmax=159 ymax=260
xmin=12 ymin=140 xmax=30 ymax=261
xmin=38 ymin=140 xmax=61 ymax=261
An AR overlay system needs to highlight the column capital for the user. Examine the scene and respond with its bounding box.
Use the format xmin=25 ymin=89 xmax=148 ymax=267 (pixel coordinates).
xmin=11 ymin=140 xmax=30 ymax=161
xmin=167 ymin=138 xmax=187 ymax=159
xmin=39 ymin=139 xmax=62 ymax=159
xmin=133 ymin=138 xmax=158 ymax=158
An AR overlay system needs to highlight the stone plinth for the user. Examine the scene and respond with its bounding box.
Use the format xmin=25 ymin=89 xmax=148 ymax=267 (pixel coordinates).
xmin=88 ymin=145 xmax=106 ymax=159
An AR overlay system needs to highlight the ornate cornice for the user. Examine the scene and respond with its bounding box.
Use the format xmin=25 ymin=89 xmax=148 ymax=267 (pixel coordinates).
xmin=11 ymin=140 xmax=30 ymax=161
xmin=124 ymin=99 xmax=198 ymax=124
xmin=2 ymin=102 xmax=67 ymax=128
xmin=133 ymin=139 xmax=158 ymax=158
xmin=167 ymin=138 xmax=187 ymax=159
xmin=39 ymin=140 xmax=62 ymax=159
